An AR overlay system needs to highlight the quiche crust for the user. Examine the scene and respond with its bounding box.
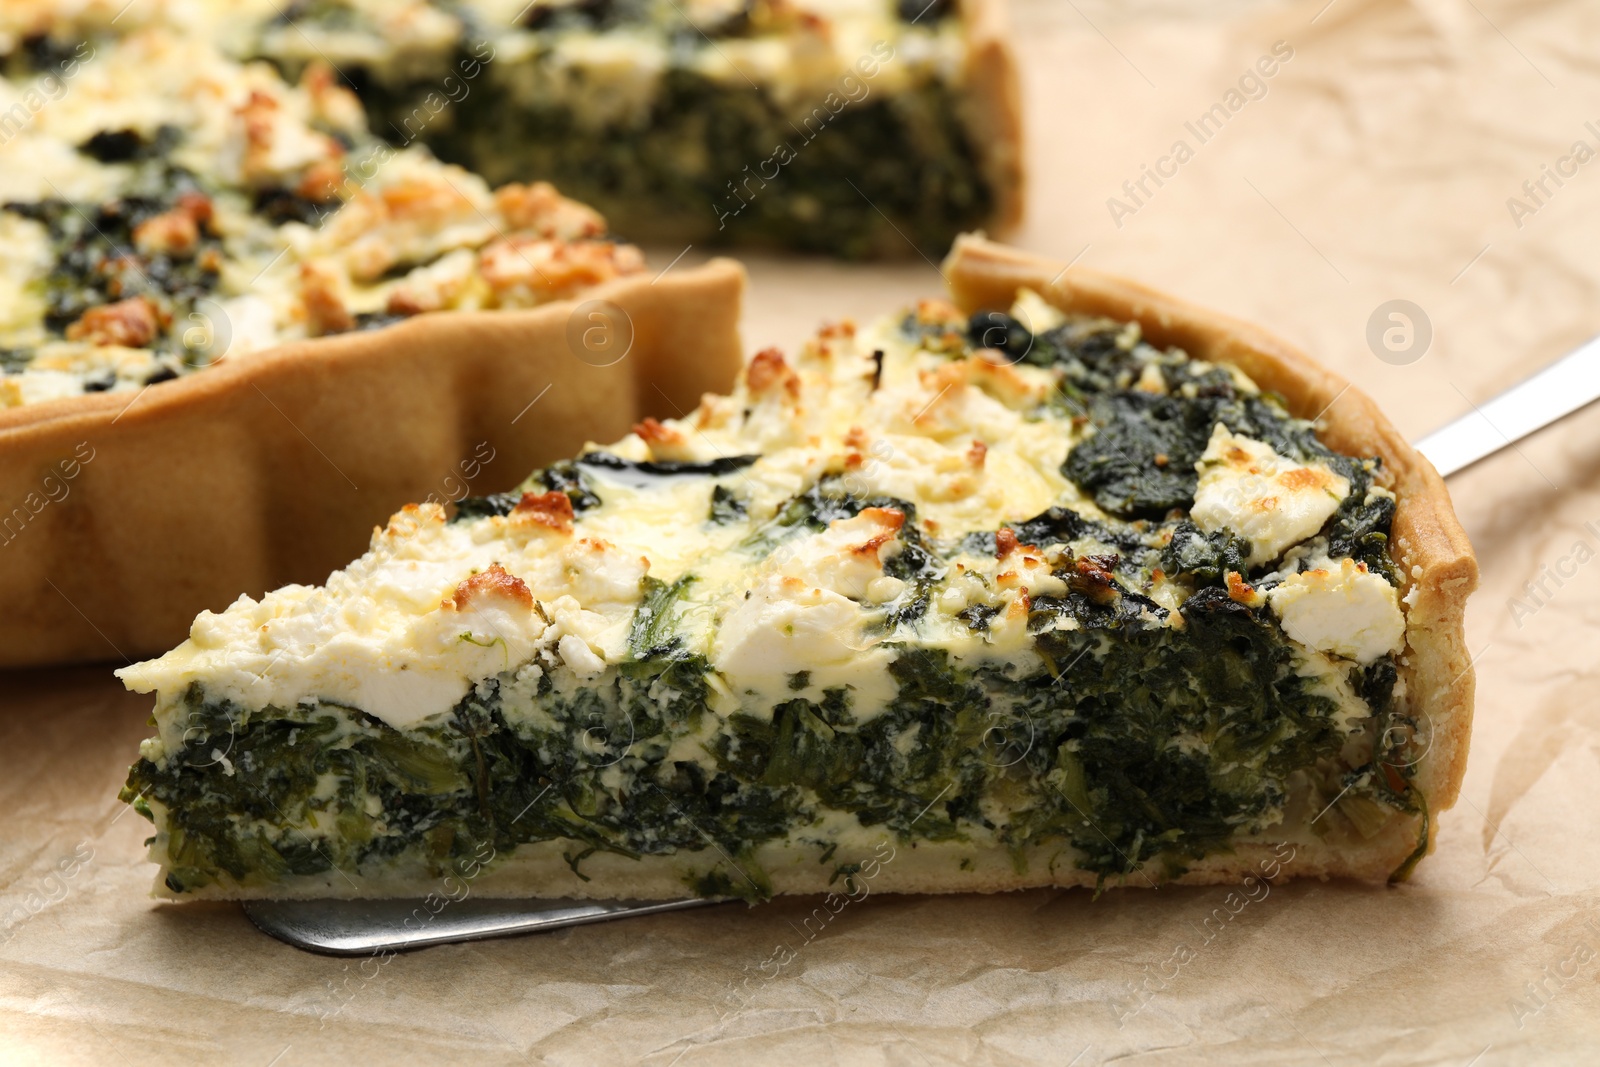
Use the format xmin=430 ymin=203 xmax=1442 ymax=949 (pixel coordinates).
xmin=941 ymin=233 xmax=1478 ymax=883
xmin=0 ymin=260 xmax=746 ymax=668
xmin=964 ymin=0 xmax=1026 ymax=238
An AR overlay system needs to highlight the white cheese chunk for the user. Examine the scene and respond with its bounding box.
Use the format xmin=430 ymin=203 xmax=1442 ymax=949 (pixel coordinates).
xmin=711 ymin=576 xmax=895 ymax=718
xmin=1268 ymin=557 xmax=1405 ymax=664
xmin=557 ymin=633 xmax=607 ymax=679
xmin=776 ymin=509 xmax=903 ymax=601
xmin=1008 ymin=287 xmax=1066 ymax=335
xmin=1191 ymin=424 xmax=1349 ymax=567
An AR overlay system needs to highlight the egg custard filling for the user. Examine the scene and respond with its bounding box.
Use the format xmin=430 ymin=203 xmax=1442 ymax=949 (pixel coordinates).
xmin=118 ymin=290 xmax=1425 ymax=899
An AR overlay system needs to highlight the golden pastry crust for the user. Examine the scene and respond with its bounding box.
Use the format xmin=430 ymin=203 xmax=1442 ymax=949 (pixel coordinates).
xmin=941 ymin=233 xmax=1478 ymax=883
xmin=0 ymin=260 xmax=746 ymax=668
xmin=962 ymin=0 xmax=1026 ymax=238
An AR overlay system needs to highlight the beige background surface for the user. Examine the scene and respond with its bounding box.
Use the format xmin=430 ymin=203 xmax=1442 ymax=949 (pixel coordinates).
xmin=6 ymin=0 xmax=1600 ymax=1062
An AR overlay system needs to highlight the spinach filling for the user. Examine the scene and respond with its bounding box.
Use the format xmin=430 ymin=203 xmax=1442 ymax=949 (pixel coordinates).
xmin=251 ymin=184 xmax=344 ymax=228
xmin=575 ymin=451 xmax=762 ymax=479
xmin=979 ymin=309 xmax=1400 ymax=581
xmin=123 ymin=488 xmax=1419 ymax=898
xmin=259 ymin=20 xmax=993 ymax=258
xmin=122 ymin=666 xmax=794 ymax=899
xmin=709 ymin=485 xmax=748 ymax=524
xmin=745 ymin=475 xmax=944 ymax=627
xmin=451 ymin=458 xmax=604 ymax=521
xmin=517 ymin=0 xmax=645 ymax=33
xmin=441 ymin=70 xmax=992 ymax=258
xmin=121 ymin=588 xmax=1419 ymax=897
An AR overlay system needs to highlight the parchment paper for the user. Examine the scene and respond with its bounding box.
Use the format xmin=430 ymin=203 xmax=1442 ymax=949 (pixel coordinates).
xmin=6 ymin=0 xmax=1600 ymax=1062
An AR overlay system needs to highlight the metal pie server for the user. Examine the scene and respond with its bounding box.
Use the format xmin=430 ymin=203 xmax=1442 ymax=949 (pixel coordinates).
xmin=1413 ymin=332 xmax=1600 ymax=478
xmin=244 ymin=334 xmax=1600 ymax=956
xmin=243 ymin=895 xmax=722 ymax=955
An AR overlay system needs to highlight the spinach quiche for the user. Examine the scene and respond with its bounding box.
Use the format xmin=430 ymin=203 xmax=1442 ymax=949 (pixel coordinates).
xmin=117 ymin=237 xmax=1476 ymax=899
xmin=222 ymin=0 xmax=1023 ymax=258
xmin=0 ymin=25 xmax=645 ymax=407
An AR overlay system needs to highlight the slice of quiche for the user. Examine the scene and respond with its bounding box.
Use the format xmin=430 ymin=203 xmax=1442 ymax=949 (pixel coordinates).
xmin=118 ymin=242 xmax=1476 ymax=900
xmin=0 ymin=25 xmax=643 ymax=407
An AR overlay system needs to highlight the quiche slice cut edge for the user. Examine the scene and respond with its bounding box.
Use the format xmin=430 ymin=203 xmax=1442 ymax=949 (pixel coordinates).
xmin=116 ymin=236 xmax=1477 ymax=900
xmin=226 ymin=0 xmax=1027 ymax=258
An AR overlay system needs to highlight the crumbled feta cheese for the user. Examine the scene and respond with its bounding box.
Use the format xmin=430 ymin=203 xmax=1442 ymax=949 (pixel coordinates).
xmin=777 ymin=509 xmax=904 ymax=601
xmin=712 ymin=576 xmax=895 ymax=716
xmin=1135 ymin=362 xmax=1167 ymax=395
xmin=1191 ymin=424 xmax=1350 ymax=567
xmin=557 ymin=633 xmax=607 ymax=679
xmin=1008 ymin=287 xmax=1066 ymax=335
xmin=1268 ymin=557 xmax=1405 ymax=663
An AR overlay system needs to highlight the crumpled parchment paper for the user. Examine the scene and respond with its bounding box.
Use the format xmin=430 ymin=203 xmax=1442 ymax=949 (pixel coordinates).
xmin=6 ymin=0 xmax=1600 ymax=1061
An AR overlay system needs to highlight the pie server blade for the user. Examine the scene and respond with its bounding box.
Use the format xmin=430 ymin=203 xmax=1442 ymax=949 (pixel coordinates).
xmin=243 ymin=336 xmax=1600 ymax=955
xmin=1413 ymin=332 xmax=1600 ymax=478
xmin=242 ymin=895 xmax=723 ymax=956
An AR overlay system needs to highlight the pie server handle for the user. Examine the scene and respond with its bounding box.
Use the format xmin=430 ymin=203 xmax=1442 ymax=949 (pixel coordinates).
xmin=1413 ymin=333 xmax=1600 ymax=478
xmin=242 ymin=895 xmax=723 ymax=956
xmin=243 ymin=338 xmax=1600 ymax=955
